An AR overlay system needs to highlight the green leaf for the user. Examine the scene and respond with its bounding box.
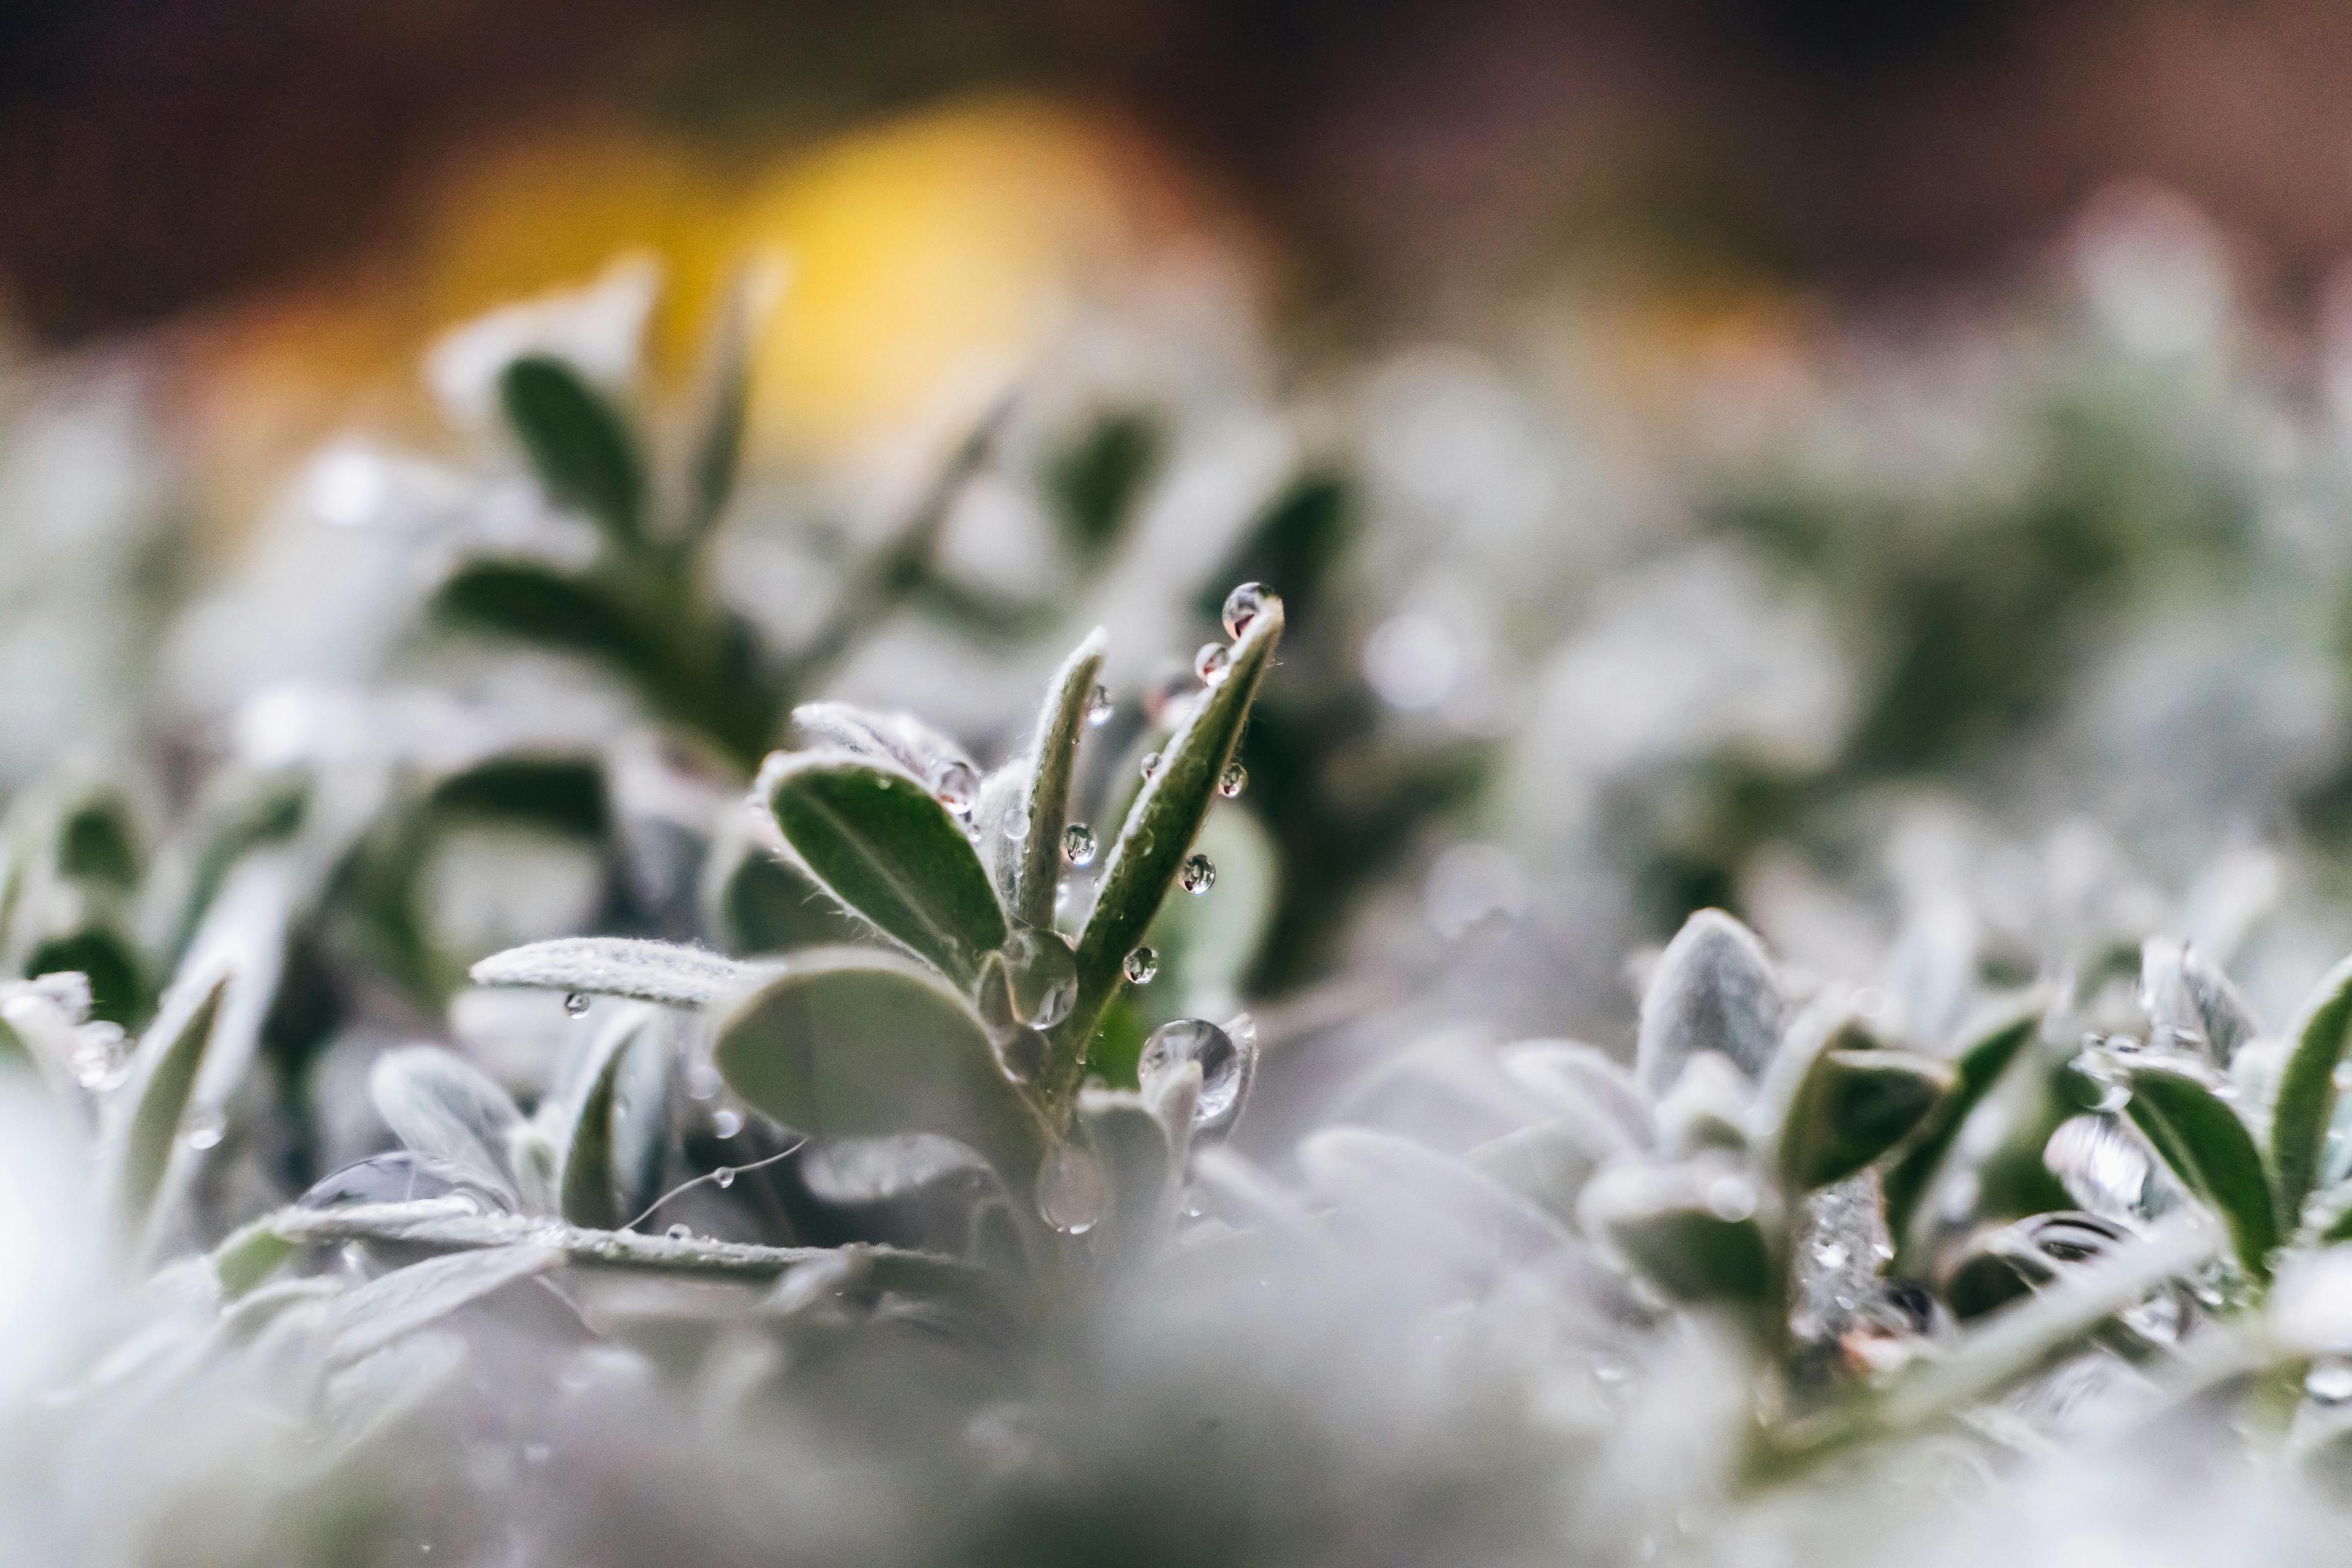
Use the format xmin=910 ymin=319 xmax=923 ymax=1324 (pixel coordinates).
xmin=1585 ymin=1163 xmax=1775 ymax=1304
xmin=500 ymin=355 xmax=646 ymax=547
xmin=1063 ymin=598 xmax=1284 ymax=1071
xmin=2125 ymin=1060 xmax=2281 ymax=1279
xmin=470 ymin=937 xmax=767 ymax=1008
xmin=712 ymin=948 xmax=1047 ymax=1190
xmin=211 ymin=1216 xmax=302 ymax=1300
xmin=1136 ymin=804 xmax=1279 ymax=1025
xmin=2271 ymin=952 xmax=2352 ymax=1232
xmin=432 ymin=560 xmax=654 ymax=667
xmin=1006 ymin=629 xmax=1108 ymax=929
xmin=1776 ymin=1045 xmax=1953 ymax=1193
xmin=1883 ymin=998 xmax=2043 ymax=1256
xmin=557 ymin=1008 xmax=662 ymax=1229
xmin=1047 ymin=410 xmax=1164 ymax=546
xmin=761 ymin=755 xmax=1007 ymax=987
xmin=105 ymin=972 xmax=232 ymax=1246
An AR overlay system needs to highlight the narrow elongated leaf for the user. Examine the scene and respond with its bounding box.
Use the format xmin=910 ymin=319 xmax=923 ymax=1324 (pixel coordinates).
xmin=2125 ymin=1060 xmax=2280 ymax=1279
xmin=107 ymin=972 xmax=231 ymax=1244
xmin=1064 ymin=600 xmax=1283 ymax=1066
xmin=500 ymin=355 xmax=646 ymax=546
xmin=1008 ymin=629 xmax=1107 ymax=929
xmin=212 ymin=1216 xmax=301 ymax=1299
xmin=2271 ymin=952 xmax=2352 ymax=1231
xmin=1882 ymin=998 xmax=2043 ymax=1252
xmin=558 ymin=1008 xmax=659 ymax=1229
xmin=679 ymin=262 xmax=780 ymax=545
xmin=1777 ymin=1045 xmax=1954 ymax=1193
xmin=712 ymin=948 xmax=1046 ymax=1188
xmin=328 ymin=1245 xmax=564 ymax=1366
xmin=1635 ymin=909 xmax=1785 ymax=1095
xmin=1079 ymin=1072 xmax=1186 ymax=1268
xmin=470 ymin=937 xmax=766 ymax=1008
xmin=761 ymin=755 xmax=1006 ymax=987
xmin=432 ymin=560 xmax=654 ymax=669
xmin=371 ymin=1046 xmax=523 ymax=1197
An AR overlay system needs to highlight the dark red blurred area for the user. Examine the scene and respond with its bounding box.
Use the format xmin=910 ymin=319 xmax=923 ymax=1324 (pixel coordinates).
xmin=6 ymin=0 xmax=2352 ymax=341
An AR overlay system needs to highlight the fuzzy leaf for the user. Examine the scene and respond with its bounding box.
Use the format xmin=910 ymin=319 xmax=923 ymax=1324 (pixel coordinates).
xmin=2125 ymin=1060 xmax=2280 ymax=1279
xmin=328 ymin=1245 xmax=565 ymax=1366
xmin=2271 ymin=952 xmax=2352 ymax=1232
xmin=1585 ymin=1163 xmax=1774 ymax=1304
xmin=470 ymin=937 xmax=766 ymax=1008
xmin=106 ymin=972 xmax=231 ymax=1246
xmin=1635 ymin=909 xmax=1786 ymax=1095
xmin=761 ymin=755 xmax=1006 ymax=987
xmin=500 ymin=355 xmax=646 ymax=547
xmin=1882 ymin=998 xmax=2043 ymax=1253
xmin=1064 ymin=599 xmax=1283 ymax=1063
xmin=1008 ymin=629 xmax=1107 ymax=929
xmin=1777 ymin=1044 xmax=1954 ymax=1193
xmin=1468 ymin=1120 xmax=1613 ymax=1227
xmin=712 ymin=948 xmax=1045 ymax=1188
xmin=1079 ymin=1071 xmax=1189 ymax=1268
xmin=788 ymin=704 xmax=975 ymax=784
xmin=371 ymin=1049 xmax=521 ymax=1208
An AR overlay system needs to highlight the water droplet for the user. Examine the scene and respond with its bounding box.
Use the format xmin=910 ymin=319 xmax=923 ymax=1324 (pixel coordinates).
xmin=933 ymin=761 xmax=979 ymax=819
xmin=1123 ymin=946 xmax=1159 ymax=984
xmin=1140 ymin=1018 xmax=1253 ymax=1132
xmin=2045 ymin=1115 xmax=2154 ymax=1221
xmin=1140 ymin=752 xmax=1161 ymax=781
xmin=713 ymin=1166 xmax=736 ymax=1189
xmin=1002 ymin=927 xmax=1079 ymax=1029
xmin=2070 ymin=1045 xmax=2132 ymax=1112
xmin=1180 ymin=853 xmax=1215 ymax=894
xmin=1811 ymin=1240 xmax=1849 ymax=1270
xmin=1036 ymin=1144 xmax=1106 ymax=1235
xmin=1061 ymin=823 xmax=1097 ymax=867
xmin=69 ymin=1025 xmax=127 ymax=1091
xmin=1084 ymin=684 xmax=1114 ymax=727
xmin=1194 ymin=643 xmax=1232 ymax=687
xmin=712 ymin=1109 xmax=743 ymax=1139
xmin=183 ymin=1107 xmax=226 ymax=1152
xmin=1222 ymin=582 xmax=1273 ymax=640
xmin=563 ymin=992 xmax=592 ymax=1017
xmin=2310 ymin=1359 xmax=2352 ymax=1405
xmin=666 ymin=1223 xmax=693 ymax=1241
xmin=2333 ymin=1060 xmax=2352 ymax=1092
xmin=685 ymin=1060 xmax=721 ymax=1100
xmin=1703 ymin=1173 xmax=1757 ymax=1222
xmin=1218 ymin=763 xmax=1246 ymax=798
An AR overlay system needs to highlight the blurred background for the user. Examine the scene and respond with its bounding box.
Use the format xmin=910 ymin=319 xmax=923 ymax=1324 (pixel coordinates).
xmin=13 ymin=0 xmax=2352 ymax=1065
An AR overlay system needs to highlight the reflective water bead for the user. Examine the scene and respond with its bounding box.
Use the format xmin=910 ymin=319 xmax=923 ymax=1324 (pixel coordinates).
xmin=2310 ymin=1359 xmax=2352 ymax=1404
xmin=1002 ymin=927 xmax=1079 ymax=1029
xmin=933 ymin=761 xmax=979 ymax=819
xmin=666 ymin=1223 xmax=693 ymax=1241
xmin=1084 ymin=684 xmax=1114 ymax=727
xmin=1703 ymin=1173 xmax=1757 ymax=1223
xmin=1001 ymin=810 xmax=1031 ymax=842
xmin=70 ymin=1025 xmax=127 ymax=1091
xmin=563 ymin=992 xmax=592 ymax=1017
xmin=1123 ymin=946 xmax=1159 ymax=984
xmin=1036 ymin=1145 xmax=1106 ymax=1235
xmin=1061 ymin=823 xmax=1097 ymax=867
xmin=1218 ymin=763 xmax=1247 ymax=799
xmin=712 ymin=1109 xmax=743 ymax=1139
xmin=1139 ymin=1018 xmax=1251 ymax=1131
xmin=1221 ymin=582 xmax=1272 ymax=640
xmin=1140 ymin=752 xmax=1161 ymax=781
xmin=1180 ymin=853 xmax=1215 ymax=894
xmin=184 ymin=1107 xmax=227 ymax=1152
xmin=1194 ymin=642 xmax=1232 ymax=687
xmin=713 ymin=1166 xmax=736 ymax=1189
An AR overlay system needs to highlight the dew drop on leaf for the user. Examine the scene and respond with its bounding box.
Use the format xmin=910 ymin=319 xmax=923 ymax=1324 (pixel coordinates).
xmin=563 ymin=992 xmax=591 ymax=1017
xmin=1222 ymin=581 xmax=1273 ymax=640
xmin=70 ymin=1025 xmax=127 ymax=1091
xmin=666 ymin=1223 xmax=693 ymax=1241
xmin=1123 ymin=946 xmax=1158 ymax=984
xmin=1703 ymin=1173 xmax=1756 ymax=1222
xmin=713 ymin=1166 xmax=736 ymax=1189
xmin=1140 ymin=1018 xmax=1246 ymax=1128
xmin=184 ymin=1107 xmax=227 ymax=1152
xmin=1003 ymin=927 xmax=1079 ymax=1028
xmin=2310 ymin=1359 xmax=2352 ymax=1404
xmin=1002 ymin=810 xmax=1031 ymax=842
xmin=933 ymin=761 xmax=979 ymax=819
xmin=1085 ymin=684 xmax=1114 ymax=727
xmin=1218 ymin=763 xmax=1247 ymax=799
xmin=1140 ymin=752 xmax=1161 ymax=780
xmin=1180 ymin=853 xmax=1216 ymax=894
xmin=712 ymin=1109 xmax=742 ymax=1138
xmin=1036 ymin=1144 xmax=1105 ymax=1235
xmin=1061 ymin=823 xmax=1097 ymax=867
xmin=1194 ymin=643 xmax=1232 ymax=687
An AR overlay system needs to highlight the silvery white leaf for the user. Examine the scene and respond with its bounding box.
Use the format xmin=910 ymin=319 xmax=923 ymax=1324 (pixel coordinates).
xmin=1635 ymin=909 xmax=1785 ymax=1095
xmin=470 ymin=937 xmax=769 ymax=1008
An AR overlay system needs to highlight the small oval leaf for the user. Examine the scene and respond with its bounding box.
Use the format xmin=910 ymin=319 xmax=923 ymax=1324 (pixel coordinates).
xmin=1635 ymin=909 xmax=1786 ymax=1096
xmin=469 ymin=937 xmax=765 ymax=1008
xmin=1777 ymin=1046 xmax=1954 ymax=1193
xmin=2124 ymin=1060 xmax=2280 ymax=1280
xmin=500 ymin=355 xmax=646 ymax=547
